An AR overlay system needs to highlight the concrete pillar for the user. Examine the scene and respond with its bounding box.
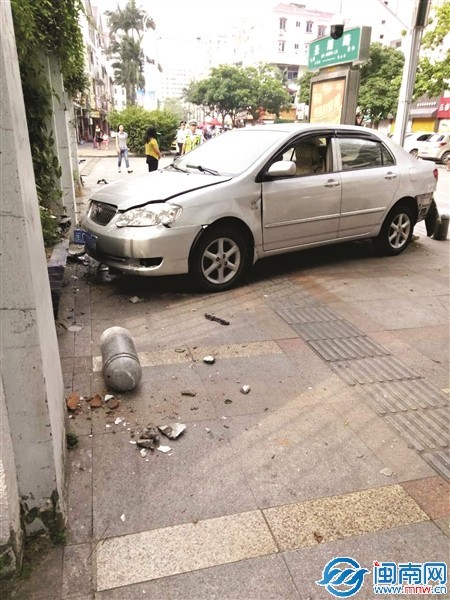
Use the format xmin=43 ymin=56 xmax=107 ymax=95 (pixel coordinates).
xmin=66 ymin=97 xmax=83 ymax=203
xmin=0 ymin=0 xmax=66 ymax=540
xmin=46 ymin=55 xmax=77 ymax=233
xmin=0 ymin=380 xmax=23 ymax=577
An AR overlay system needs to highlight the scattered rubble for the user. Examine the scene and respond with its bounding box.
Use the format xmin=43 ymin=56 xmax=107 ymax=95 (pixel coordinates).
xmin=68 ymin=325 xmax=83 ymax=332
xmin=66 ymin=393 xmax=81 ymax=411
xmin=224 ymin=399 xmax=232 ymax=404
xmin=240 ymin=385 xmax=251 ymax=394
xmin=128 ymin=296 xmax=143 ymax=304
xmin=157 ymin=445 xmax=172 ymax=453
xmin=380 ymin=467 xmax=394 ymax=477
xmin=203 ymin=355 xmax=215 ymax=364
xmin=204 ymin=313 xmax=230 ymax=326
xmin=88 ymin=394 xmax=103 ymax=408
xmin=158 ymin=423 xmax=186 ymax=440
xmin=181 ymin=390 xmax=196 ymax=397
xmin=136 ymin=425 xmax=160 ymax=450
xmin=114 ymin=417 xmax=125 ymax=425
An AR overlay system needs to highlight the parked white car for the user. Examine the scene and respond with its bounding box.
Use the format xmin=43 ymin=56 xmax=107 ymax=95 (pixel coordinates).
xmin=78 ymin=124 xmax=438 ymax=291
xmin=418 ymin=132 xmax=450 ymax=164
xmin=403 ymin=131 xmax=433 ymax=157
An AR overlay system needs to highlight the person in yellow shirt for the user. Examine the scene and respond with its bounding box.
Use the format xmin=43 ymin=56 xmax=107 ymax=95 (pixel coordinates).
xmin=144 ymin=126 xmax=161 ymax=172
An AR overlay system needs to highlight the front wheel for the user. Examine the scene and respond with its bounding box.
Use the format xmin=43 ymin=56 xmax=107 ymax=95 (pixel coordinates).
xmin=374 ymin=204 xmax=414 ymax=256
xmin=190 ymin=227 xmax=250 ymax=292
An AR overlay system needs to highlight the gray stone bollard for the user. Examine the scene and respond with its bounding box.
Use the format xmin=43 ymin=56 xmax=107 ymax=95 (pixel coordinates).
xmin=433 ymin=214 xmax=449 ymax=241
xmin=100 ymin=326 xmax=142 ymax=391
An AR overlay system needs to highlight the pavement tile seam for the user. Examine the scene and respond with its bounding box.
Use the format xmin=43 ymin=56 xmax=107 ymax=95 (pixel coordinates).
xmin=93 ymin=484 xmax=429 ymax=593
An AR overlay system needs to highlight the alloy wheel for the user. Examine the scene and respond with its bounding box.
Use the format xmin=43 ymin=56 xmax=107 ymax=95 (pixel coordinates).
xmin=201 ymin=237 xmax=242 ymax=285
xmin=388 ymin=213 xmax=411 ymax=249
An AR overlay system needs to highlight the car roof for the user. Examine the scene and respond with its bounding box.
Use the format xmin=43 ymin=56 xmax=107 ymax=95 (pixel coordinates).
xmin=241 ymin=123 xmax=372 ymax=133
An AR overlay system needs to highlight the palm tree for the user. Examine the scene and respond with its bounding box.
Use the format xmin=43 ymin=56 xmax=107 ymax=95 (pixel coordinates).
xmin=105 ymin=0 xmax=155 ymax=105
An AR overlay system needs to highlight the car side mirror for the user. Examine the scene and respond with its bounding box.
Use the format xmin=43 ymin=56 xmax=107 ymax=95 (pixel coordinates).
xmin=266 ymin=160 xmax=296 ymax=178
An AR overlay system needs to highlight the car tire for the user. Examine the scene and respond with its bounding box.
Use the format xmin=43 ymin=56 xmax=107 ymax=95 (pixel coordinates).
xmin=190 ymin=226 xmax=250 ymax=292
xmin=441 ymin=151 xmax=450 ymax=164
xmin=374 ymin=204 xmax=415 ymax=256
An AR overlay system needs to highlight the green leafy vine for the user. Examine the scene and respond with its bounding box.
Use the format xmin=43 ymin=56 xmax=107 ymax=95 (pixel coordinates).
xmin=11 ymin=0 xmax=88 ymax=246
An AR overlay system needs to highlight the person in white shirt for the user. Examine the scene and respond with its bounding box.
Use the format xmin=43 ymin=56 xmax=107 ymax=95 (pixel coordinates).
xmin=116 ymin=124 xmax=132 ymax=173
xmin=175 ymin=121 xmax=186 ymax=155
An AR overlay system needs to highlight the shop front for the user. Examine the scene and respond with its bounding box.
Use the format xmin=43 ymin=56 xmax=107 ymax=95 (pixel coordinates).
xmin=409 ymin=96 xmax=439 ymax=132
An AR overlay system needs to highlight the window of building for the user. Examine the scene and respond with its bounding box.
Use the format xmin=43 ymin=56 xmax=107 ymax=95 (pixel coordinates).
xmin=279 ymin=17 xmax=287 ymax=30
xmin=287 ymin=69 xmax=298 ymax=79
xmin=304 ymin=43 xmax=309 ymax=54
xmin=318 ymin=25 xmax=326 ymax=37
xmin=278 ymin=41 xmax=285 ymax=52
xmin=306 ymin=21 xmax=313 ymax=33
xmin=294 ymin=43 xmax=299 ymax=50
xmin=380 ymin=34 xmax=384 ymax=39
xmin=296 ymin=21 xmax=301 ymax=27
xmin=381 ymin=19 xmax=386 ymax=24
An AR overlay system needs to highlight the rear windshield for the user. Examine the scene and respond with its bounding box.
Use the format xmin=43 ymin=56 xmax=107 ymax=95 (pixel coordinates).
xmin=428 ymin=134 xmax=446 ymax=143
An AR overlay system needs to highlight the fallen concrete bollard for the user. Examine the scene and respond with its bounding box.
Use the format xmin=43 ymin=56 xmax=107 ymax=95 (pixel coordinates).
xmin=100 ymin=326 xmax=142 ymax=391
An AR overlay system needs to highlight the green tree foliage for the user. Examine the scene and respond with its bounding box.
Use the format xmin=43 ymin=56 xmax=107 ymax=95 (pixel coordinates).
xmin=163 ymin=97 xmax=186 ymax=120
xmin=106 ymin=0 xmax=155 ymax=106
xmin=297 ymin=71 xmax=314 ymax=104
xmin=108 ymin=106 xmax=178 ymax=152
xmin=11 ymin=0 xmax=87 ymax=246
xmin=185 ymin=64 xmax=290 ymax=125
xmin=358 ymin=43 xmax=404 ymax=127
xmin=414 ymin=2 xmax=450 ymax=98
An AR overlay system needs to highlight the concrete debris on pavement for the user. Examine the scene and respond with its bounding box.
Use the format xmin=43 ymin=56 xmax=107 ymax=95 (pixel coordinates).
xmin=66 ymin=393 xmax=81 ymax=411
xmin=203 ymin=355 xmax=215 ymax=364
xmin=128 ymin=296 xmax=143 ymax=304
xmin=158 ymin=423 xmax=186 ymax=439
xmin=136 ymin=425 xmax=160 ymax=450
xmin=114 ymin=417 xmax=125 ymax=425
xmin=67 ymin=324 xmax=83 ymax=332
xmin=240 ymin=385 xmax=251 ymax=394
xmin=181 ymin=390 xmax=196 ymax=397
xmin=157 ymin=445 xmax=172 ymax=453
xmin=204 ymin=313 xmax=230 ymax=326
xmin=380 ymin=467 xmax=394 ymax=477
xmin=88 ymin=394 xmax=103 ymax=408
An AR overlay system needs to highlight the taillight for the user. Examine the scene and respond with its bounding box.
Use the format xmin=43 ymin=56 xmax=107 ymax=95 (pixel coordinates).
xmin=433 ymin=168 xmax=439 ymax=181
xmin=439 ymin=142 xmax=446 ymax=147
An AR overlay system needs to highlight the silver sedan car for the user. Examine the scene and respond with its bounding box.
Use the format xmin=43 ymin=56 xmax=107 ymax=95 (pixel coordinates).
xmin=79 ymin=124 xmax=438 ymax=292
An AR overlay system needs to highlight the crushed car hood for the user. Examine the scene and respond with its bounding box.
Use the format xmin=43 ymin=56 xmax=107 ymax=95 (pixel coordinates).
xmin=90 ymin=170 xmax=232 ymax=211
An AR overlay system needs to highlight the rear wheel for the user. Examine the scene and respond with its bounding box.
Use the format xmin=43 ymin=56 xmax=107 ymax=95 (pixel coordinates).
xmin=409 ymin=148 xmax=419 ymax=158
xmin=190 ymin=227 xmax=250 ymax=292
xmin=441 ymin=151 xmax=450 ymax=164
xmin=374 ymin=204 xmax=414 ymax=255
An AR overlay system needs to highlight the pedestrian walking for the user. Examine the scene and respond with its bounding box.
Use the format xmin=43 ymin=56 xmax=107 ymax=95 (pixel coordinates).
xmin=144 ymin=126 xmax=161 ymax=172
xmin=175 ymin=121 xmax=186 ymax=155
xmin=102 ymin=132 xmax=109 ymax=151
xmin=93 ymin=125 xmax=102 ymax=149
xmin=183 ymin=120 xmax=203 ymax=154
xmin=116 ymin=124 xmax=132 ymax=173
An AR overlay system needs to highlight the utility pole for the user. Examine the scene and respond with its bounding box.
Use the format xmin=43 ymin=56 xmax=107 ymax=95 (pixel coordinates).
xmin=392 ymin=0 xmax=431 ymax=146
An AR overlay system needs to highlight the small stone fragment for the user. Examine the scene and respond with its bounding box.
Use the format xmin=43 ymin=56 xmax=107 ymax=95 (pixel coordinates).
xmin=68 ymin=325 xmax=83 ymax=332
xmin=181 ymin=390 xmax=197 ymax=397
xmin=120 ymin=514 xmax=125 ymax=522
xmin=104 ymin=394 xmax=114 ymax=402
xmin=240 ymin=385 xmax=251 ymax=394
xmin=158 ymin=423 xmax=186 ymax=440
xmin=380 ymin=467 xmax=394 ymax=477
xmin=203 ymin=355 xmax=215 ymax=364
xmin=88 ymin=394 xmax=103 ymax=408
xmin=129 ymin=296 xmax=143 ymax=304
xmin=313 ymin=531 xmax=323 ymax=543
xmin=129 ymin=440 xmax=137 ymax=445
xmin=106 ymin=397 xmax=120 ymax=410
xmin=157 ymin=445 xmax=172 ymax=453
xmin=114 ymin=417 xmax=125 ymax=425
xmin=66 ymin=393 xmax=80 ymax=411
xmin=140 ymin=448 xmax=147 ymax=458
xmin=224 ymin=399 xmax=232 ymax=404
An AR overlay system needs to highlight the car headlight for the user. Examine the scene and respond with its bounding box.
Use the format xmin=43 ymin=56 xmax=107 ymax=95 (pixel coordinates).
xmin=116 ymin=203 xmax=182 ymax=228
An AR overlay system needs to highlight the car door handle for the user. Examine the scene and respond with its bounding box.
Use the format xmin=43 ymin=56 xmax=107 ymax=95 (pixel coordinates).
xmin=384 ymin=171 xmax=398 ymax=180
xmin=324 ymin=179 xmax=340 ymax=188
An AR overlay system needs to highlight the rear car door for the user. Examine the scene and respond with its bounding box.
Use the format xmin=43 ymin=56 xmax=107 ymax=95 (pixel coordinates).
xmin=336 ymin=134 xmax=400 ymax=238
xmin=261 ymin=132 xmax=342 ymax=251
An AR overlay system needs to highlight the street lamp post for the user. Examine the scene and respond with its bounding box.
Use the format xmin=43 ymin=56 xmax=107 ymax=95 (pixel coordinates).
xmin=392 ymin=0 xmax=431 ymax=146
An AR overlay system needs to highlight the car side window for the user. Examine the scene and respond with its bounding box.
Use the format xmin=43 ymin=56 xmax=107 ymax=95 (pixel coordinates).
xmin=280 ymin=136 xmax=332 ymax=177
xmin=338 ymin=138 xmax=394 ymax=171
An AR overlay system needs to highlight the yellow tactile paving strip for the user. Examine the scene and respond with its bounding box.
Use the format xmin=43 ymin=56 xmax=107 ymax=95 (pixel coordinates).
xmin=92 ymin=341 xmax=283 ymax=372
xmin=95 ymin=484 xmax=428 ymax=592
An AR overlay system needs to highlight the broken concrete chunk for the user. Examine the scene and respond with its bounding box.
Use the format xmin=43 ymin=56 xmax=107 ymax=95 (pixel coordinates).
xmin=240 ymin=385 xmax=251 ymax=394
xmin=380 ymin=467 xmax=394 ymax=477
xmin=129 ymin=296 xmax=143 ymax=304
xmin=106 ymin=397 xmax=120 ymax=410
xmin=181 ymin=390 xmax=197 ymax=397
xmin=114 ymin=417 xmax=125 ymax=425
xmin=203 ymin=355 xmax=215 ymax=364
xmin=68 ymin=324 xmax=83 ymax=332
xmin=158 ymin=423 xmax=186 ymax=440
xmin=66 ymin=393 xmax=80 ymax=411
xmin=140 ymin=448 xmax=147 ymax=458
xmin=88 ymin=394 xmax=103 ymax=408
xmin=157 ymin=445 xmax=172 ymax=453
xmin=104 ymin=394 xmax=114 ymax=402
xmin=204 ymin=313 xmax=230 ymax=326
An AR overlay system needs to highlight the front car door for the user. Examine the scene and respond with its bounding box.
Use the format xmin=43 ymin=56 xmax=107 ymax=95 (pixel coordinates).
xmin=335 ymin=134 xmax=400 ymax=238
xmin=261 ymin=132 xmax=342 ymax=252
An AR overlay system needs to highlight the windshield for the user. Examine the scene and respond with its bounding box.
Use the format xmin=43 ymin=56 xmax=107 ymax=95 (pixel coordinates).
xmin=170 ymin=129 xmax=285 ymax=176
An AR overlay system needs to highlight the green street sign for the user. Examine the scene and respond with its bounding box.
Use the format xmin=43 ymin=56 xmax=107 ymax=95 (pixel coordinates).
xmin=308 ymin=27 xmax=370 ymax=71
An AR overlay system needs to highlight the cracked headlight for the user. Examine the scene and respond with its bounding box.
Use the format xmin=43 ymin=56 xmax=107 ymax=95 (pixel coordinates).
xmin=116 ymin=204 xmax=182 ymax=228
